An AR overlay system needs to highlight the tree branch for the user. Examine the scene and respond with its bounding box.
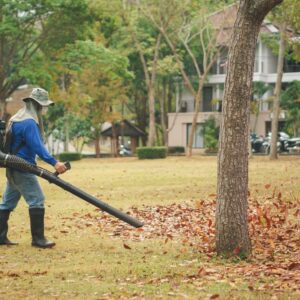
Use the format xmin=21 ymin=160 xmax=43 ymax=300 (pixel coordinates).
xmin=181 ymin=37 xmax=202 ymax=78
xmin=150 ymin=33 xmax=162 ymax=87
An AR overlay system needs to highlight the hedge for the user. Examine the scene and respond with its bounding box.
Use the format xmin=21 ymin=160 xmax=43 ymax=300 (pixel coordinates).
xmin=168 ymin=146 xmax=185 ymax=154
xmin=137 ymin=147 xmax=167 ymax=159
xmin=58 ymin=152 xmax=82 ymax=161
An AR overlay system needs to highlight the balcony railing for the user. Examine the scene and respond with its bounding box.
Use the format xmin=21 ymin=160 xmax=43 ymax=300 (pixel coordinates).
xmin=283 ymin=64 xmax=300 ymax=73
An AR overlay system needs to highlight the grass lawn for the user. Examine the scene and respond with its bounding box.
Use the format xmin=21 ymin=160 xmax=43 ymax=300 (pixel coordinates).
xmin=0 ymin=155 xmax=299 ymax=299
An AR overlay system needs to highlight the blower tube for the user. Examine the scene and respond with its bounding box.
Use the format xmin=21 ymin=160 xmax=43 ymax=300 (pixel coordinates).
xmin=0 ymin=151 xmax=143 ymax=228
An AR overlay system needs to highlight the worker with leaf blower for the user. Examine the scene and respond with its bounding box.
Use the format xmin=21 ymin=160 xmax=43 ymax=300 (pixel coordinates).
xmin=0 ymin=88 xmax=67 ymax=248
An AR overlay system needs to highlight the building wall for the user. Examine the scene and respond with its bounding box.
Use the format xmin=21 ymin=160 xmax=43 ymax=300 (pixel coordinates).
xmin=167 ymin=8 xmax=300 ymax=150
xmin=169 ymin=35 xmax=300 ymax=149
xmin=180 ymin=89 xmax=195 ymax=113
xmin=250 ymin=111 xmax=271 ymax=136
xmin=256 ymin=40 xmax=278 ymax=74
xmin=262 ymin=43 xmax=277 ymax=73
xmin=168 ymin=112 xmax=222 ymax=148
xmin=168 ymin=111 xmax=274 ymax=149
xmin=178 ymin=84 xmax=222 ymax=113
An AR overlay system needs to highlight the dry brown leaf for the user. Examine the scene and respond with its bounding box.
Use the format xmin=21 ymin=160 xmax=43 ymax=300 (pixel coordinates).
xmin=123 ymin=243 xmax=131 ymax=250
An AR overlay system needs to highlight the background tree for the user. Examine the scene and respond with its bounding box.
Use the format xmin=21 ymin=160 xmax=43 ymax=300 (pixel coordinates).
xmin=126 ymin=51 xmax=149 ymax=146
xmin=269 ymin=0 xmax=300 ymax=159
xmin=45 ymin=103 xmax=93 ymax=155
xmin=48 ymin=38 xmax=131 ymax=155
xmin=43 ymin=102 xmax=65 ymax=154
xmin=251 ymin=81 xmax=271 ymax=134
xmin=120 ymin=1 xmax=163 ymax=146
xmin=216 ymin=0 xmax=283 ymax=258
xmin=141 ymin=0 xmax=230 ymax=156
xmin=281 ymin=80 xmax=300 ymax=136
xmin=0 ymin=0 xmax=91 ymax=118
xmin=79 ymin=64 xmax=129 ymax=157
xmin=89 ymin=0 xmax=184 ymax=148
xmin=203 ymin=116 xmax=219 ymax=152
xmin=89 ymin=0 xmax=166 ymax=147
xmin=68 ymin=116 xmax=92 ymax=153
xmin=269 ymin=21 xmax=286 ymax=159
xmin=155 ymin=55 xmax=180 ymax=146
xmin=248 ymin=82 xmax=271 ymax=158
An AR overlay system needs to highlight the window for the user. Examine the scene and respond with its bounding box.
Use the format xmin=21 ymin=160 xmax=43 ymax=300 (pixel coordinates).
xmin=202 ymin=87 xmax=213 ymax=112
xmin=219 ymin=47 xmax=228 ymax=74
xmin=283 ymin=56 xmax=300 ymax=72
xmin=187 ymin=123 xmax=204 ymax=148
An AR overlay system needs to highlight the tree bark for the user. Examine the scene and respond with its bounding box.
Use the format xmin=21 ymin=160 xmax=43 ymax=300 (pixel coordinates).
xmin=147 ymin=34 xmax=161 ymax=146
xmin=111 ymin=123 xmax=118 ymax=158
xmin=186 ymin=77 xmax=205 ymax=157
xmin=64 ymin=114 xmax=70 ymax=152
xmin=147 ymin=85 xmax=156 ymax=146
xmin=113 ymin=7 xmax=162 ymax=147
xmin=159 ymin=78 xmax=168 ymax=146
xmin=152 ymin=15 xmax=223 ymax=156
xmin=95 ymin=128 xmax=101 ymax=158
xmin=270 ymin=22 xmax=286 ymax=160
xmin=216 ymin=0 xmax=282 ymax=257
xmin=0 ymin=100 xmax=6 ymax=120
xmin=131 ymin=31 xmax=161 ymax=147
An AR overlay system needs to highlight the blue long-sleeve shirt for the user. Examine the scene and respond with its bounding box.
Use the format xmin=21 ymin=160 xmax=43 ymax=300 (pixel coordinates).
xmin=10 ymin=119 xmax=57 ymax=166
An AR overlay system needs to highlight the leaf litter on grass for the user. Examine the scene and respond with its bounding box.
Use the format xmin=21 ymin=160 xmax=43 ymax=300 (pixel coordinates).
xmin=80 ymin=186 xmax=300 ymax=294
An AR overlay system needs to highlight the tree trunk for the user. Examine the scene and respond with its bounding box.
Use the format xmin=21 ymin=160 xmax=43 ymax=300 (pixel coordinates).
xmin=147 ymin=34 xmax=161 ymax=147
xmin=252 ymin=99 xmax=261 ymax=134
xmin=0 ymin=100 xmax=6 ymax=120
xmin=95 ymin=128 xmax=101 ymax=158
xmin=186 ymin=77 xmax=205 ymax=157
xmin=216 ymin=0 xmax=282 ymax=258
xmin=270 ymin=23 xmax=286 ymax=160
xmin=160 ymin=78 xmax=168 ymax=146
xmin=134 ymin=91 xmax=148 ymax=146
xmin=62 ymin=75 xmax=70 ymax=153
xmin=111 ymin=123 xmax=118 ymax=157
xmin=147 ymin=86 xmax=157 ymax=146
xmin=64 ymin=115 xmax=70 ymax=152
xmin=248 ymin=130 xmax=253 ymax=159
xmin=167 ymin=79 xmax=173 ymax=114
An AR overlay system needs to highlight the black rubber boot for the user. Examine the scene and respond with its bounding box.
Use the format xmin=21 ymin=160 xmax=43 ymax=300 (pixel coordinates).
xmin=29 ymin=208 xmax=55 ymax=248
xmin=0 ymin=210 xmax=18 ymax=245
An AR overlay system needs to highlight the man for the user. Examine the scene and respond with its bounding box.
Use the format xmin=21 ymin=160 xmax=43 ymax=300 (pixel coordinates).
xmin=0 ymin=87 xmax=67 ymax=248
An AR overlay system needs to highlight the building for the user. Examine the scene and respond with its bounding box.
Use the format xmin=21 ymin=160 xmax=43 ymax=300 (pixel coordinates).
xmin=5 ymin=85 xmax=33 ymax=119
xmin=168 ymin=4 xmax=300 ymax=151
xmin=101 ymin=119 xmax=146 ymax=155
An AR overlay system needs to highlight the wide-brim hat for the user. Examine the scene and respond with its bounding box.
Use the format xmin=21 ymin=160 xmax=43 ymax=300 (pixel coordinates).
xmin=23 ymin=87 xmax=54 ymax=107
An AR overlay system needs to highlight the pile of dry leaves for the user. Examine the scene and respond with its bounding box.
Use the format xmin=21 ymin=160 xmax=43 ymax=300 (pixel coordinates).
xmin=81 ymin=186 xmax=300 ymax=292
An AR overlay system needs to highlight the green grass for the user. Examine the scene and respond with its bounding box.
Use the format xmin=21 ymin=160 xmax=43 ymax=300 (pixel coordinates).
xmin=0 ymin=156 xmax=300 ymax=299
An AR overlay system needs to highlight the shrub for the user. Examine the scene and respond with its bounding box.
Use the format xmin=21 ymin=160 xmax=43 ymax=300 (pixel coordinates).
xmin=58 ymin=152 xmax=82 ymax=161
xmin=168 ymin=146 xmax=185 ymax=154
xmin=137 ymin=147 xmax=167 ymax=159
xmin=204 ymin=117 xmax=219 ymax=152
